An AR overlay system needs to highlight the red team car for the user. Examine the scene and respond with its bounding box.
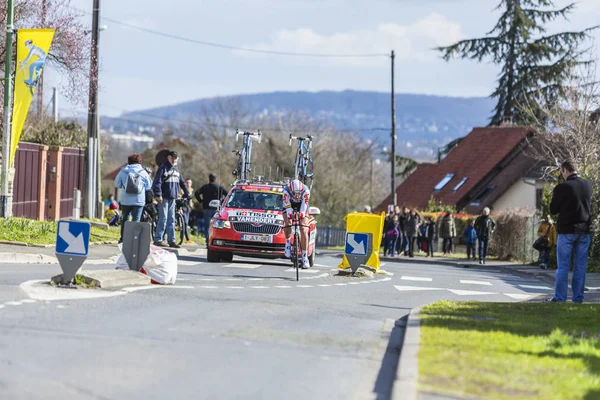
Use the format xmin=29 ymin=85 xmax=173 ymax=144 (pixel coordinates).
xmin=207 ymin=180 xmax=320 ymax=266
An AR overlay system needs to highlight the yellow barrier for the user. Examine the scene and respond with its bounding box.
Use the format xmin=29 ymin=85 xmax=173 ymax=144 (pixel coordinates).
xmin=338 ymin=211 xmax=385 ymax=271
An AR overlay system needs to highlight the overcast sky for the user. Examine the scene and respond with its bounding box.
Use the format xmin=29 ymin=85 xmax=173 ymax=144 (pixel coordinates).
xmin=46 ymin=0 xmax=600 ymax=118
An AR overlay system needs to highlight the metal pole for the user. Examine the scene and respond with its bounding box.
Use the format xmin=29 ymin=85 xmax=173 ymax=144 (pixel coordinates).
xmin=391 ymin=50 xmax=397 ymax=208
xmin=85 ymin=0 xmax=100 ymax=218
xmin=37 ymin=0 xmax=47 ymax=119
xmin=52 ymin=87 xmax=58 ymax=123
xmin=1 ymin=0 xmax=15 ymax=218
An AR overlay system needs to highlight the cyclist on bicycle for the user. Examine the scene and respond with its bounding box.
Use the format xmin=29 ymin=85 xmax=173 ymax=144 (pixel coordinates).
xmin=282 ymin=179 xmax=311 ymax=269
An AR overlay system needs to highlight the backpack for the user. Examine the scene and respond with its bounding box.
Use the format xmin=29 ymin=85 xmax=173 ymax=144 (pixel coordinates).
xmin=125 ymin=171 xmax=143 ymax=194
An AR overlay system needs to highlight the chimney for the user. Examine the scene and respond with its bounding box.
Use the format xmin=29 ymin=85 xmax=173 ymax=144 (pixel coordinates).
xmin=501 ymin=116 xmax=514 ymax=127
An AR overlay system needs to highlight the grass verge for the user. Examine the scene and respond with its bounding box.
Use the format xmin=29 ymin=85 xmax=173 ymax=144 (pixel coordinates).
xmin=419 ymin=301 xmax=600 ymax=400
xmin=0 ymin=218 xmax=120 ymax=245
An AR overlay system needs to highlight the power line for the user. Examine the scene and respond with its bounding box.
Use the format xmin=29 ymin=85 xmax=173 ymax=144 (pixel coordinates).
xmin=70 ymin=6 xmax=388 ymax=58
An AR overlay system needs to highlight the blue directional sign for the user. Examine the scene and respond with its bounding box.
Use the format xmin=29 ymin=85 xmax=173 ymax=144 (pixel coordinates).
xmin=345 ymin=232 xmax=368 ymax=256
xmin=56 ymin=220 xmax=91 ymax=256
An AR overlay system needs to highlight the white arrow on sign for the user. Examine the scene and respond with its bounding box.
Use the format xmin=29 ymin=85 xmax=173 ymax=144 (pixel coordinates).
xmin=59 ymin=223 xmax=86 ymax=254
xmin=347 ymin=234 xmax=366 ymax=255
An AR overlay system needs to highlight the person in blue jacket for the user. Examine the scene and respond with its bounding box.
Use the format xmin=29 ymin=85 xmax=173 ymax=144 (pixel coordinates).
xmin=152 ymin=151 xmax=190 ymax=248
xmin=114 ymin=154 xmax=152 ymax=244
xmin=463 ymin=219 xmax=478 ymax=261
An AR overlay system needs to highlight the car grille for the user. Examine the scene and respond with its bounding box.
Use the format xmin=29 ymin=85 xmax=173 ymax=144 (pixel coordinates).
xmin=233 ymin=222 xmax=281 ymax=235
xmin=216 ymin=240 xmax=285 ymax=253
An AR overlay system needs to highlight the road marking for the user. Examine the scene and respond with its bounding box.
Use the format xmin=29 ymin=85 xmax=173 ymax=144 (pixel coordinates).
xmin=297 ymin=285 xmax=314 ymax=288
xmin=251 ymin=286 xmax=269 ymax=289
xmin=224 ymin=278 xmax=242 ymax=281
xmin=313 ymin=264 xmax=330 ymax=268
xmin=199 ymin=286 xmax=218 ymax=289
xmin=198 ymin=278 xmax=217 ymax=281
xmin=247 ymin=278 xmax=265 ymax=281
xmin=275 ymin=285 xmax=292 ymax=289
xmin=348 ymin=282 xmax=361 ymax=285
xmin=380 ymin=277 xmax=392 ymax=282
xmin=57 ymin=305 xmax=65 ymax=309
xmin=505 ymin=293 xmax=536 ymax=300
xmin=285 ymin=268 xmax=321 ymax=274
xmin=178 ymin=260 xmax=203 ymax=266
xmin=5 ymin=301 xmax=23 ymax=306
xmin=518 ymin=285 xmax=553 ymax=291
xmin=448 ymin=289 xmax=497 ymax=296
xmin=223 ymin=263 xmax=261 ymax=269
xmin=226 ymin=286 xmax=244 ymax=289
xmin=401 ymin=276 xmax=433 ymax=282
xmin=334 ymin=283 xmax=348 ymax=286
xmin=0 ymin=305 xmax=4 ymax=309
xmin=301 ymin=273 xmax=329 ymax=280
xmin=20 ymin=299 xmax=37 ymax=303
xmin=460 ymin=280 xmax=492 ymax=286
xmin=394 ymin=285 xmax=444 ymax=292
xmin=318 ymin=284 xmax=332 ymax=287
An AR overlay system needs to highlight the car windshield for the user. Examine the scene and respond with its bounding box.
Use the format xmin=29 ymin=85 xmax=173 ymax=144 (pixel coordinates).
xmin=225 ymin=190 xmax=283 ymax=211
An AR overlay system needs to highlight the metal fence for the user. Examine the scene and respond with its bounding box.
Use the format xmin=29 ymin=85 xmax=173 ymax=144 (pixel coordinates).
xmin=315 ymin=226 xmax=346 ymax=248
xmin=59 ymin=147 xmax=85 ymax=219
xmin=12 ymin=143 xmax=44 ymax=219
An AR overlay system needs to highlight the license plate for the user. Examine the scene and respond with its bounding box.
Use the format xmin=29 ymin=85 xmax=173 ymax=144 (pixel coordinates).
xmin=242 ymin=234 xmax=272 ymax=243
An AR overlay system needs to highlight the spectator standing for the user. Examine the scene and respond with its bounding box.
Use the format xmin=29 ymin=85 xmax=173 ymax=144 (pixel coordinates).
xmin=195 ymin=173 xmax=228 ymax=245
xmin=537 ymin=215 xmax=557 ymax=269
xmin=425 ymin=217 xmax=436 ymax=258
xmin=384 ymin=215 xmax=400 ymax=257
xmin=114 ymin=154 xmax=153 ymax=244
xmin=363 ymin=205 xmax=372 ymax=213
xmin=405 ymin=209 xmax=422 ymax=258
xmin=152 ymin=151 xmax=190 ymax=248
xmin=475 ymin=207 xmax=496 ymax=264
xmin=418 ymin=222 xmax=428 ymax=253
xmin=440 ymin=212 xmax=457 ymax=255
xmin=397 ymin=206 xmax=410 ymax=256
xmin=548 ymin=161 xmax=593 ymax=303
xmin=463 ymin=219 xmax=478 ymax=261
xmin=382 ymin=211 xmax=394 ymax=256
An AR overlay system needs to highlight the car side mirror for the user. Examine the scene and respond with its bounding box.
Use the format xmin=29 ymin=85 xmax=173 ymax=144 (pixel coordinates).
xmin=309 ymin=207 xmax=321 ymax=215
xmin=209 ymin=200 xmax=221 ymax=209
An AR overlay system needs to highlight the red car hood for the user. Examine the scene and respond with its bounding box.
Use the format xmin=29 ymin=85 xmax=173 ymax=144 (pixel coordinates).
xmin=216 ymin=209 xmax=285 ymax=226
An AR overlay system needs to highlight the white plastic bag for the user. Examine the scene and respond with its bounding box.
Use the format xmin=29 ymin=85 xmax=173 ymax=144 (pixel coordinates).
xmin=141 ymin=245 xmax=178 ymax=284
xmin=115 ymin=254 xmax=129 ymax=270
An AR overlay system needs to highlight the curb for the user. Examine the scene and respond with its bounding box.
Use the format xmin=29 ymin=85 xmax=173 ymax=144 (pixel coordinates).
xmin=0 ymin=252 xmax=58 ymax=264
xmin=392 ymin=306 xmax=422 ymax=400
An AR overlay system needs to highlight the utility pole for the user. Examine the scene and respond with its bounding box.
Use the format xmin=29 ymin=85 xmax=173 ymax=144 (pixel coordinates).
xmin=52 ymin=87 xmax=58 ymax=123
xmin=37 ymin=0 xmax=47 ymax=119
xmin=1 ymin=0 xmax=15 ymax=218
xmin=85 ymin=0 xmax=100 ymax=218
xmin=390 ymin=50 xmax=397 ymax=208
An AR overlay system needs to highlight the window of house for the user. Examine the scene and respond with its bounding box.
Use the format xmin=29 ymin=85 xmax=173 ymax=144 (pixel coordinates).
xmin=470 ymin=185 xmax=496 ymax=206
xmin=453 ymin=177 xmax=468 ymax=193
xmin=434 ymin=173 xmax=455 ymax=191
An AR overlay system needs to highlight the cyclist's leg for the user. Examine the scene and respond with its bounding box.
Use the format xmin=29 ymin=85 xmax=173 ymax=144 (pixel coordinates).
xmin=283 ymin=213 xmax=292 ymax=258
xmin=300 ymin=216 xmax=310 ymax=267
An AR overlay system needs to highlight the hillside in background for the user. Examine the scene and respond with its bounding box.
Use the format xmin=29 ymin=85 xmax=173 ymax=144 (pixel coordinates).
xmin=101 ymin=90 xmax=496 ymax=160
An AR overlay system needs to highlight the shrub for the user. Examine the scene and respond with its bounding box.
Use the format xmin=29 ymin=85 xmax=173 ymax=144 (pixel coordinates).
xmin=489 ymin=209 xmax=538 ymax=262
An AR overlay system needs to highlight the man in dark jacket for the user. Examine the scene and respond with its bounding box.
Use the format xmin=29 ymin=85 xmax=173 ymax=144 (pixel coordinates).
xmin=152 ymin=151 xmax=190 ymax=248
xmin=475 ymin=207 xmax=495 ymax=265
xmin=195 ymin=173 xmax=228 ymax=244
xmin=548 ymin=160 xmax=593 ymax=303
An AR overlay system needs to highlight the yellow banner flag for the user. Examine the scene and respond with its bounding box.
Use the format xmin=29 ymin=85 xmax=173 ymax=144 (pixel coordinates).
xmin=10 ymin=29 xmax=56 ymax=166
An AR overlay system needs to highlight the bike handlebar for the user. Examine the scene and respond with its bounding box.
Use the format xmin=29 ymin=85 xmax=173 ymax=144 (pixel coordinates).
xmin=288 ymin=134 xmax=314 ymax=148
xmin=236 ymin=129 xmax=262 ymax=143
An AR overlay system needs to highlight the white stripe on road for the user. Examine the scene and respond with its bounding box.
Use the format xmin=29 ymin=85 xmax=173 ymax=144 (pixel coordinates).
xmin=518 ymin=285 xmax=553 ymax=291
xmin=0 ymin=305 xmax=5 ymax=309
xmin=199 ymin=286 xmax=218 ymax=289
xmin=251 ymin=286 xmax=269 ymax=289
xmin=348 ymin=282 xmax=361 ymax=285
xmin=20 ymin=299 xmax=37 ymax=303
xmin=460 ymin=280 xmax=492 ymax=286
xmin=297 ymin=285 xmax=314 ymax=288
xmin=5 ymin=301 xmax=23 ymax=306
xmin=275 ymin=286 xmax=292 ymax=289
xmin=223 ymin=263 xmax=261 ymax=269
xmin=505 ymin=293 xmax=536 ymax=300
xmin=318 ymin=284 xmax=332 ymax=287
xmin=448 ymin=289 xmax=497 ymax=296
xmin=334 ymin=283 xmax=348 ymax=286
xmin=394 ymin=285 xmax=444 ymax=292
xmin=401 ymin=276 xmax=433 ymax=282
xmin=226 ymin=286 xmax=244 ymax=289
xmin=284 ymin=268 xmax=321 ymax=274
xmin=178 ymin=260 xmax=204 ymax=266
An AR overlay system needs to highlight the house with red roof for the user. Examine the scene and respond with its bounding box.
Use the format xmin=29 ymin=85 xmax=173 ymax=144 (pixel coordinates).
xmin=376 ymin=126 xmax=549 ymax=214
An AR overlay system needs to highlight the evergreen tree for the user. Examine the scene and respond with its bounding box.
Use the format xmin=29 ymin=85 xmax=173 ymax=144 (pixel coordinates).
xmin=437 ymin=0 xmax=596 ymax=126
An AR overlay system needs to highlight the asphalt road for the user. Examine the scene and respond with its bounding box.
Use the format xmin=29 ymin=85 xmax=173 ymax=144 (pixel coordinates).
xmin=0 ymin=253 xmax=556 ymax=400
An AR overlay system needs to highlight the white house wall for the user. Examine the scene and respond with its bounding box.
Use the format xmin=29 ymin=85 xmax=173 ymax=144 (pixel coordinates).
xmin=492 ymin=179 xmax=536 ymax=211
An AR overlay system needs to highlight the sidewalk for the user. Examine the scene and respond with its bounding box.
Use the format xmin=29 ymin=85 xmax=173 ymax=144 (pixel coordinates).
xmin=0 ymin=242 xmax=207 ymax=264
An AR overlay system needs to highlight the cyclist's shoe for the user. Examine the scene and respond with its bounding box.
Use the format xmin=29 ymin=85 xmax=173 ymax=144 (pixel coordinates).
xmin=153 ymin=241 xmax=167 ymax=247
xmin=284 ymin=242 xmax=291 ymax=258
xmin=301 ymin=256 xmax=309 ymax=269
xmin=168 ymin=242 xmax=181 ymax=249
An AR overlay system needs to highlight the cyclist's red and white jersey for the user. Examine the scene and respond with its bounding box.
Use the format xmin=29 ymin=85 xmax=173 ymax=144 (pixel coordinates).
xmin=283 ymin=186 xmax=310 ymax=216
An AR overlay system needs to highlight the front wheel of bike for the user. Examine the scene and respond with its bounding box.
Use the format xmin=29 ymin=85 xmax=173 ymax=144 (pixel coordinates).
xmin=176 ymin=213 xmax=185 ymax=245
xmin=293 ymin=230 xmax=300 ymax=281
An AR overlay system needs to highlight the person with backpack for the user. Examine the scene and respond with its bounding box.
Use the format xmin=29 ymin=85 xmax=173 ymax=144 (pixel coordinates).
xmin=425 ymin=217 xmax=436 ymax=258
xmin=153 ymin=151 xmax=191 ymax=248
xmin=536 ymin=215 xmax=557 ymax=269
xmin=440 ymin=212 xmax=457 ymax=255
xmin=463 ymin=219 xmax=478 ymax=261
xmin=114 ymin=154 xmax=153 ymax=244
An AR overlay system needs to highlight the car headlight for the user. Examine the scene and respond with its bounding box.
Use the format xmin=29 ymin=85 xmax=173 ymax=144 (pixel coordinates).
xmin=213 ymin=219 xmax=231 ymax=229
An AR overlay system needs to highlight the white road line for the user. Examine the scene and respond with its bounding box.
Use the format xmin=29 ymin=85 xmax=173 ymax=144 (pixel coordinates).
xmin=275 ymin=286 xmax=292 ymax=289
xmin=0 ymin=305 xmax=4 ymax=309
xmin=334 ymin=283 xmax=348 ymax=286
xmin=199 ymin=286 xmax=218 ymax=289
xmin=20 ymin=299 xmax=37 ymax=303
xmin=505 ymin=293 xmax=535 ymax=300
xmin=348 ymin=282 xmax=361 ymax=285
xmin=199 ymin=278 xmax=217 ymax=281
xmin=57 ymin=305 xmax=65 ymax=309
xmin=297 ymin=285 xmax=314 ymax=288
xmin=251 ymin=286 xmax=269 ymax=289
xmin=247 ymin=278 xmax=265 ymax=281
xmin=318 ymin=284 xmax=332 ymax=287
xmin=518 ymin=284 xmax=553 ymax=291
xmin=313 ymin=264 xmax=330 ymax=268
xmin=460 ymin=280 xmax=492 ymax=286
xmin=224 ymin=278 xmax=242 ymax=281
xmin=401 ymin=276 xmax=433 ymax=282
xmin=5 ymin=301 xmax=22 ymax=306
xmin=380 ymin=278 xmax=392 ymax=282
xmin=178 ymin=260 xmax=203 ymax=266
xmin=223 ymin=263 xmax=261 ymax=269
xmin=284 ymin=268 xmax=321 ymax=274
xmin=394 ymin=285 xmax=444 ymax=292
xmin=226 ymin=286 xmax=244 ymax=289
xmin=448 ymin=289 xmax=497 ymax=296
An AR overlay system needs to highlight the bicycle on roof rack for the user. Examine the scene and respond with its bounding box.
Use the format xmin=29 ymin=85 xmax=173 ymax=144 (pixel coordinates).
xmin=232 ymin=129 xmax=262 ymax=182
xmin=289 ymin=134 xmax=314 ymax=189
